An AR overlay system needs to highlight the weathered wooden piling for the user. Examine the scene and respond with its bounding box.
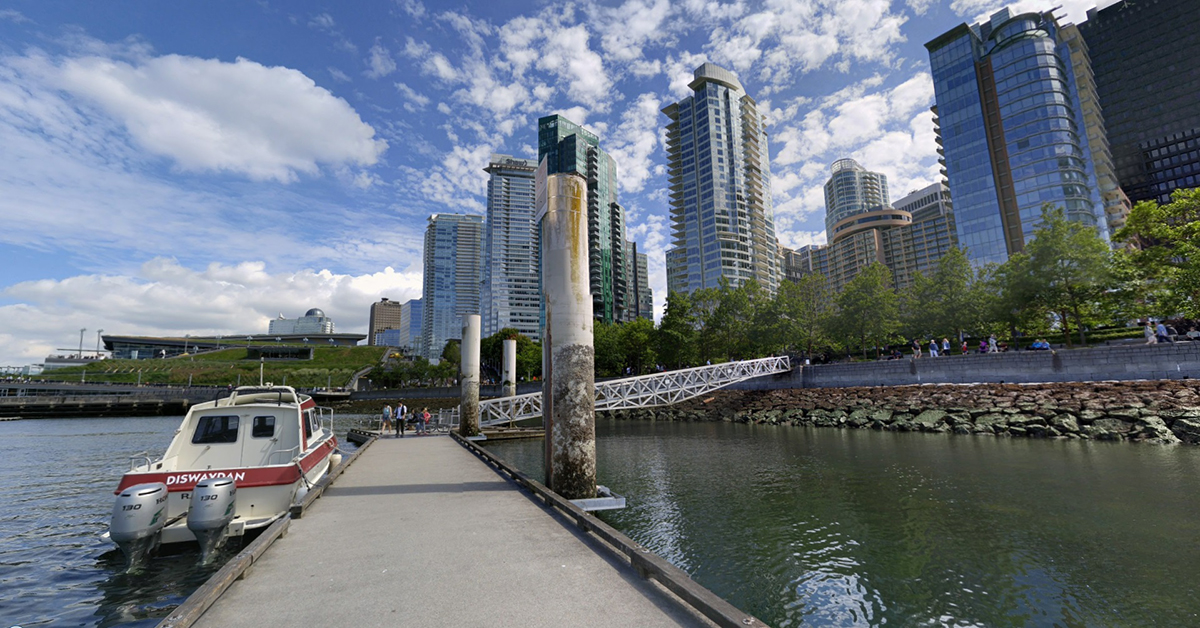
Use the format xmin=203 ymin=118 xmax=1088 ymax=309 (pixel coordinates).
xmin=502 ymin=338 xmax=517 ymax=397
xmin=537 ymin=168 xmax=596 ymax=500
xmin=459 ymin=314 xmax=481 ymax=437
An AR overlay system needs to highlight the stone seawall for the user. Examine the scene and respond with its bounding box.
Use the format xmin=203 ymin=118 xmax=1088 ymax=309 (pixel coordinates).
xmin=603 ymin=380 xmax=1200 ymax=445
xmin=729 ymin=341 xmax=1200 ymax=390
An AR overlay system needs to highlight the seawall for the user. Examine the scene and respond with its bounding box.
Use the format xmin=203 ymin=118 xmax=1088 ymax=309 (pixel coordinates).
xmin=603 ymin=379 xmax=1200 ymax=445
xmin=731 ymin=341 xmax=1200 ymax=390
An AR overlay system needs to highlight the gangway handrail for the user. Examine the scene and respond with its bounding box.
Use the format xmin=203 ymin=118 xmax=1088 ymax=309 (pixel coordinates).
xmin=477 ymin=355 xmax=790 ymax=427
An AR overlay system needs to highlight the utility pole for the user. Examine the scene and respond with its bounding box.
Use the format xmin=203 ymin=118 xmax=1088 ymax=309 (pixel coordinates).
xmin=79 ymin=328 xmax=86 ymax=357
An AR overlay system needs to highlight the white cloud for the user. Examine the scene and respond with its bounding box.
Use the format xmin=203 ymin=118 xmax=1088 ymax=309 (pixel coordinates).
xmin=537 ymin=25 xmax=610 ymax=107
xmin=364 ymin=40 xmax=397 ymax=78
xmin=768 ymin=70 xmax=939 ymax=245
xmin=0 ymin=9 xmax=31 ymax=23
xmin=308 ymin=13 xmax=336 ymax=29
xmin=51 ymin=52 xmax=385 ymax=182
xmin=607 ymin=92 xmax=663 ymax=194
xmin=328 ymin=67 xmax=351 ymax=82
xmin=399 ymin=0 xmax=427 ymax=20
xmin=0 ymin=259 xmax=422 ymax=366
xmin=395 ymin=81 xmax=431 ymax=111
xmin=952 ymin=0 xmax=1099 ymax=25
xmin=594 ymin=0 xmax=672 ymax=63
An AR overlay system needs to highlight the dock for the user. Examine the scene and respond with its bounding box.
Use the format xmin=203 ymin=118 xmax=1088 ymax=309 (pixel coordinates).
xmin=183 ymin=435 xmax=738 ymax=627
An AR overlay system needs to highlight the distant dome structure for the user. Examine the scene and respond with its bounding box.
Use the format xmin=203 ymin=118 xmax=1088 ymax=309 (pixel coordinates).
xmin=305 ymin=308 xmax=325 ymax=318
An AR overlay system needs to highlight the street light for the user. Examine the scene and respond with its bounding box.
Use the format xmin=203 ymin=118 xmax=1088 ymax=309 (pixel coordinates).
xmin=79 ymin=328 xmax=86 ymax=357
xmin=95 ymin=329 xmax=104 ymax=356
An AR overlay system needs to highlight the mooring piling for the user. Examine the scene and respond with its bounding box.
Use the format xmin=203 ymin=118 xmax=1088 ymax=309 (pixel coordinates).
xmin=459 ymin=314 xmax=481 ymax=437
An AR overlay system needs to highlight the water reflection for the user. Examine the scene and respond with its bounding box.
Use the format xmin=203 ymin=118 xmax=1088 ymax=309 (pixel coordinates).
xmin=487 ymin=419 xmax=1200 ymax=627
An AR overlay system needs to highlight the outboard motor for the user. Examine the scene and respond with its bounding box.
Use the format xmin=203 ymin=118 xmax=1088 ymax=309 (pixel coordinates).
xmin=187 ymin=477 xmax=236 ymax=563
xmin=110 ymin=482 xmax=169 ymax=568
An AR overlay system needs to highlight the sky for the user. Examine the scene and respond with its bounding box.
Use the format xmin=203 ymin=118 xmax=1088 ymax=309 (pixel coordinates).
xmin=0 ymin=0 xmax=1115 ymax=366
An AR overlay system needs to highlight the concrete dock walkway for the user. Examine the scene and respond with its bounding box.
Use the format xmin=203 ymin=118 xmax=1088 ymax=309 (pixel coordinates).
xmin=193 ymin=436 xmax=712 ymax=627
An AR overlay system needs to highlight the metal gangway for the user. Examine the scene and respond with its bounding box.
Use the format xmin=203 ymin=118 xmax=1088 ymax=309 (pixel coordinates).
xmin=476 ymin=355 xmax=791 ymax=427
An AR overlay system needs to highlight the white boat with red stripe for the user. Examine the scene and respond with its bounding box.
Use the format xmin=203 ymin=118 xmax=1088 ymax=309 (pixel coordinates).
xmin=107 ymin=385 xmax=341 ymax=563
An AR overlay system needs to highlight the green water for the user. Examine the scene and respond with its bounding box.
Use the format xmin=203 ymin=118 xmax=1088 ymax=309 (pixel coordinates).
xmin=486 ymin=420 xmax=1200 ymax=627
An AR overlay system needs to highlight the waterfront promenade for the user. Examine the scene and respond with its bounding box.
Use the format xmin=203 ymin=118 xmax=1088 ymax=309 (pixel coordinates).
xmin=191 ymin=436 xmax=714 ymax=627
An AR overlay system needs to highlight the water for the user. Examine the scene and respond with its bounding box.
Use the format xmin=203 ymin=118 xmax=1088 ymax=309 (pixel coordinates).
xmin=0 ymin=414 xmax=367 ymax=628
xmin=487 ymin=420 xmax=1200 ymax=627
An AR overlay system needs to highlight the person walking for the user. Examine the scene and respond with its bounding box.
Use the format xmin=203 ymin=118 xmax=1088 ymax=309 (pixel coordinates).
xmin=961 ymin=339 xmax=969 ymax=354
xmin=419 ymin=407 xmax=430 ymax=435
xmin=911 ymin=338 xmax=922 ymax=358
xmin=942 ymin=337 xmax=951 ymax=356
xmin=988 ymin=334 xmax=998 ymax=353
xmin=928 ymin=338 xmax=939 ymax=357
xmin=1144 ymin=321 xmax=1157 ymax=345
xmin=396 ymin=403 xmax=407 ymax=438
xmin=1156 ymin=321 xmax=1172 ymax=344
xmin=381 ymin=404 xmax=393 ymax=436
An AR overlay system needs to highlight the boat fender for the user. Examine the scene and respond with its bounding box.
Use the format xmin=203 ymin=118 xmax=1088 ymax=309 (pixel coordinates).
xmin=110 ymin=482 xmax=168 ymax=566
xmin=328 ymin=452 xmax=343 ymax=470
xmin=187 ymin=477 xmax=236 ymax=562
xmin=294 ymin=484 xmax=309 ymax=504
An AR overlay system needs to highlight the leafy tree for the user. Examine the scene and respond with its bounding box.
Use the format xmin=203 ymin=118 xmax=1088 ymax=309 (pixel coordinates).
xmin=1021 ymin=205 xmax=1113 ymax=346
xmin=619 ymin=317 xmax=657 ymax=375
xmin=481 ymin=328 xmax=541 ymax=382
xmin=703 ymin=279 xmax=763 ymax=360
xmin=592 ymin=320 xmax=623 ymax=377
xmin=440 ymin=339 xmax=461 ymax=367
xmin=1114 ymin=187 xmax=1200 ymax=318
xmin=767 ymin=273 xmax=834 ymax=358
xmin=655 ymin=291 xmax=698 ymax=369
xmin=834 ymin=262 xmax=899 ymax=358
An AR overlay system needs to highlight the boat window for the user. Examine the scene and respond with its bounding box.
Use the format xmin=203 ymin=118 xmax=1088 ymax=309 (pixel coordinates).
xmin=192 ymin=415 xmax=240 ymax=444
xmin=252 ymin=416 xmax=276 ymax=438
xmin=302 ymin=411 xmax=312 ymax=440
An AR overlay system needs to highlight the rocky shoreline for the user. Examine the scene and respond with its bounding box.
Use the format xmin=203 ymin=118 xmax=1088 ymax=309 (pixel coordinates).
xmin=601 ymin=380 xmax=1200 ymax=445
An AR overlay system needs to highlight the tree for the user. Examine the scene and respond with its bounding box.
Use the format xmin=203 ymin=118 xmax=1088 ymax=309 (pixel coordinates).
xmin=767 ymin=273 xmax=834 ymax=358
xmin=619 ymin=317 xmax=657 ymax=375
xmin=481 ymin=328 xmax=541 ymax=382
xmin=1021 ymin=205 xmax=1113 ymax=347
xmin=931 ymin=246 xmax=990 ymax=341
xmin=834 ymin=262 xmax=899 ymax=358
xmin=655 ymin=291 xmax=698 ymax=369
xmin=593 ymin=320 xmax=623 ymax=377
xmin=1114 ymin=187 xmax=1200 ymax=319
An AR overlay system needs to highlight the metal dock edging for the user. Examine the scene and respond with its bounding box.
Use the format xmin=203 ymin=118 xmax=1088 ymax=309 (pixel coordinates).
xmin=156 ymin=434 xmax=378 ymax=628
xmin=451 ymin=432 xmax=769 ymax=628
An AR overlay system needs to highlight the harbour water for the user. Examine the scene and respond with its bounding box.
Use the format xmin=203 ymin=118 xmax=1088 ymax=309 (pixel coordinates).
xmin=487 ymin=419 xmax=1200 ymax=627
xmin=0 ymin=415 xmax=365 ymax=628
xmin=7 ymin=415 xmax=1200 ymax=627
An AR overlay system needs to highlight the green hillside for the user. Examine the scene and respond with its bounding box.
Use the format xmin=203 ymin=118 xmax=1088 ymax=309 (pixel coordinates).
xmin=38 ymin=345 xmax=387 ymax=388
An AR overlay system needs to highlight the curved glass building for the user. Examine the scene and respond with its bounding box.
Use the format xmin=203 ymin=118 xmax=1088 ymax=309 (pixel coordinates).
xmin=926 ymin=8 xmax=1107 ymax=265
xmin=823 ymin=158 xmax=890 ymax=237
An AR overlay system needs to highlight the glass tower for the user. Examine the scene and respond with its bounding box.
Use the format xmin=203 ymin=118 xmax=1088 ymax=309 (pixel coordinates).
xmin=663 ymin=63 xmax=780 ymax=295
xmin=481 ymin=154 xmax=541 ymax=341
xmin=926 ymin=8 xmax=1106 ymax=266
xmin=537 ymin=115 xmax=629 ymax=323
xmin=1080 ymin=0 xmax=1200 ymax=205
xmin=824 ymin=158 xmax=890 ymax=237
xmin=420 ymin=214 xmax=483 ymax=361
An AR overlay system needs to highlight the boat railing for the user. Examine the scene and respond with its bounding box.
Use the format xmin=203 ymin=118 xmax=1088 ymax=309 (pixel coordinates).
xmin=128 ymin=455 xmax=153 ymax=472
xmin=317 ymin=405 xmax=335 ymax=435
xmin=267 ymin=446 xmax=300 ymax=465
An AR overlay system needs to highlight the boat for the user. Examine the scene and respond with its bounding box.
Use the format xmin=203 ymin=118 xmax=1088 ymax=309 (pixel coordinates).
xmin=107 ymin=385 xmax=342 ymax=565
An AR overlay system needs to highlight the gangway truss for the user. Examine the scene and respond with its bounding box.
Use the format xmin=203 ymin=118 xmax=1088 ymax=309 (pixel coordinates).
xmin=478 ymin=355 xmax=790 ymax=427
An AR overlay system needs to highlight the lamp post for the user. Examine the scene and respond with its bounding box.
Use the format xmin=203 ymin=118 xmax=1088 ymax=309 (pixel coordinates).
xmin=95 ymin=329 xmax=104 ymax=356
xmin=79 ymin=328 xmax=86 ymax=357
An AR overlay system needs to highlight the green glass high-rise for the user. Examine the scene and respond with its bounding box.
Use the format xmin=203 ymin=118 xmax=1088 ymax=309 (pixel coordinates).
xmin=537 ymin=114 xmax=630 ymax=323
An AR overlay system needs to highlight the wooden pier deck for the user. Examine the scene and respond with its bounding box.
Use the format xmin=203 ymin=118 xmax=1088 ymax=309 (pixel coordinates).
xmin=190 ymin=436 xmax=716 ymax=627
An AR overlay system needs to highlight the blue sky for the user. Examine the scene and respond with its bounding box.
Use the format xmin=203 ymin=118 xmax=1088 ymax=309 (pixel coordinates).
xmin=0 ymin=0 xmax=1108 ymax=366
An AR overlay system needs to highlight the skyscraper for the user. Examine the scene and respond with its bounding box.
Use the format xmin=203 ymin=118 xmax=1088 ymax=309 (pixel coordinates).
xmin=537 ymin=115 xmax=629 ymax=323
xmin=786 ymin=161 xmax=958 ymax=293
xmin=1080 ymin=0 xmax=1200 ymax=206
xmin=367 ymin=298 xmax=403 ymax=346
xmin=824 ymin=158 xmax=890 ymax=237
xmin=398 ymin=298 xmax=422 ymax=353
xmin=663 ymin=62 xmax=780 ymax=296
xmin=1059 ymin=23 xmax=1132 ymax=234
xmin=420 ymin=214 xmax=483 ymax=361
xmin=481 ymin=154 xmax=541 ymax=341
xmin=623 ymin=240 xmax=654 ymax=321
xmin=926 ymin=8 xmax=1106 ymax=265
